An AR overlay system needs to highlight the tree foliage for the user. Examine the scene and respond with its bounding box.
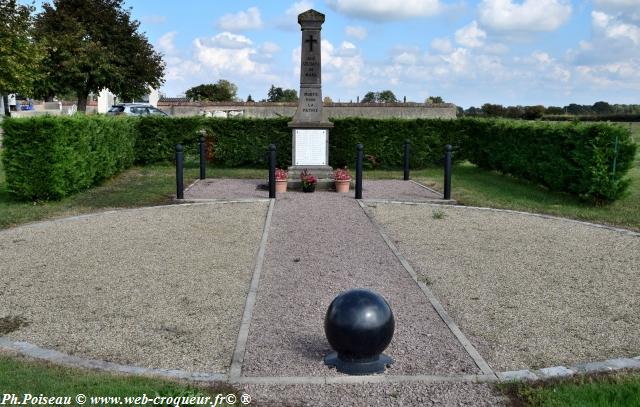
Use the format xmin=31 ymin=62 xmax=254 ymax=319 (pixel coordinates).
xmin=361 ymin=90 xmax=398 ymax=103
xmin=267 ymin=85 xmax=298 ymax=102
xmin=185 ymin=80 xmax=237 ymax=102
xmin=0 ymin=0 xmax=44 ymax=97
xmin=426 ymin=96 xmax=444 ymax=104
xmin=33 ymin=0 xmax=165 ymax=111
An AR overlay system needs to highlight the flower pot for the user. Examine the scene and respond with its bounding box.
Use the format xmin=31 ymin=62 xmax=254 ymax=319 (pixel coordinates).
xmin=275 ymin=179 xmax=288 ymax=193
xmin=335 ymin=179 xmax=350 ymax=193
xmin=302 ymin=184 xmax=316 ymax=193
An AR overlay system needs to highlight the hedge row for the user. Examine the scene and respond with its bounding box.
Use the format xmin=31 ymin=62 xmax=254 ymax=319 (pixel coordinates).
xmin=1 ymin=116 xmax=636 ymax=203
xmin=462 ymin=119 xmax=636 ymax=202
xmin=2 ymin=116 xmax=135 ymax=200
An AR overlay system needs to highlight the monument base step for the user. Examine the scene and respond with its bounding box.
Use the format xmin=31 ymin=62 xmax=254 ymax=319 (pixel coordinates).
xmin=259 ymin=179 xmax=351 ymax=192
xmin=288 ymin=165 xmax=334 ymax=180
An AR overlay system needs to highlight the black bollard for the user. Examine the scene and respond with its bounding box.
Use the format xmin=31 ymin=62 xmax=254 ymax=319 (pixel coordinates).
xmin=199 ymin=136 xmax=206 ymax=180
xmin=444 ymin=144 xmax=452 ymax=200
xmin=324 ymin=289 xmax=395 ymax=375
xmin=268 ymin=144 xmax=276 ymax=199
xmin=355 ymin=144 xmax=363 ymax=199
xmin=176 ymin=144 xmax=184 ymax=199
xmin=403 ymin=139 xmax=410 ymax=181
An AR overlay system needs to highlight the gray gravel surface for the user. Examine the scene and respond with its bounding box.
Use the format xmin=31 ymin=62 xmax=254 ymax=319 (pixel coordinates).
xmin=244 ymin=382 xmax=507 ymax=406
xmin=0 ymin=203 xmax=268 ymax=372
xmin=370 ymin=204 xmax=640 ymax=371
xmin=184 ymin=179 xmax=441 ymax=201
xmin=185 ymin=179 xmax=268 ymax=199
xmin=242 ymin=192 xmax=478 ymax=377
xmin=361 ymin=180 xmax=442 ymax=201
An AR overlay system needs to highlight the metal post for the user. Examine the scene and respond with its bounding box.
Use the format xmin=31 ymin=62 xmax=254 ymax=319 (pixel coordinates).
xmin=355 ymin=144 xmax=363 ymax=199
xmin=176 ymin=144 xmax=184 ymax=199
xmin=199 ymin=136 xmax=206 ymax=180
xmin=268 ymin=144 xmax=276 ymax=199
xmin=444 ymin=144 xmax=452 ymax=200
xmin=403 ymin=139 xmax=410 ymax=181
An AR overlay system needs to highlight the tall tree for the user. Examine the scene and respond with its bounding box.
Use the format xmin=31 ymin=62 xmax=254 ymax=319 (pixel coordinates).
xmin=267 ymin=85 xmax=297 ymax=102
xmin=0 ymin=0 xmax=44 ymax=115
xmin=361 ymin=90 xmax=397 ymax=103
xmin=378 ymin=90 xmax=397 ymax=103
xmin=33 ymin=0 xmax=165 ymax=112
xmin=426 ymin=96 xmax=444 ymax=104
xmin=481 ymin=103 xmax=505 ymax=117
xmin=361 ymin=91 xmax=377 ymax=103
xmin=185 ymin=80 xmax=237 ymax=101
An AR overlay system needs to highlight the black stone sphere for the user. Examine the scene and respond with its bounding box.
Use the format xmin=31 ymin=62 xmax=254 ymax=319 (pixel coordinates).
xmin=324 ymin=289 xmax=394 ymax=375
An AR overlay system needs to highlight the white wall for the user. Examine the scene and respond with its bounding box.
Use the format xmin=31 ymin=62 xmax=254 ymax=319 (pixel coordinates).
xmin=97 ymin=88 xmax=115 ymax=113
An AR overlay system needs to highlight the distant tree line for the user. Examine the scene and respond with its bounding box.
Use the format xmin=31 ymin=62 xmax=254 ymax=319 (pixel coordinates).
xmin=461 ymin=101 xmax=640 ymax=119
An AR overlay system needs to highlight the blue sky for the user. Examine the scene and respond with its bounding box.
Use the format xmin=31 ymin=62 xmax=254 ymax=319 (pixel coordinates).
xmin=25 ymin=0 xmax=640 ymax=107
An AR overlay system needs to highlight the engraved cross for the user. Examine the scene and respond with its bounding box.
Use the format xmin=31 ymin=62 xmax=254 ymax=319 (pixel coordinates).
xmin=305 ymin=34 xmax=318 ymax=51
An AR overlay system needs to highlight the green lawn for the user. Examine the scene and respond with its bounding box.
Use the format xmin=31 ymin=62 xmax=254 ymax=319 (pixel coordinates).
xmin=0 ymin=160 xmax=264 ymax=230
xmin=0 ymin=354 xmax=240 ymax=406
xmin=503 ymin=372 xmax=640 ymax=407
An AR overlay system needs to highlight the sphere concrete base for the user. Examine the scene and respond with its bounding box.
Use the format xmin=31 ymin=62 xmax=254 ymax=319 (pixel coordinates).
xmin=324 ymin=352 xmax=394 ymax=375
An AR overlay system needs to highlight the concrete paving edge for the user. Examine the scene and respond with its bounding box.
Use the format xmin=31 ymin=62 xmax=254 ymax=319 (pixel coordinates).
xmin=356 ymin=200 xmax=497 ymax=378
xmin=0 ymin=337 xmax=227 ymax=382
xmin=229 ymin=199 xmax=275 ymax=380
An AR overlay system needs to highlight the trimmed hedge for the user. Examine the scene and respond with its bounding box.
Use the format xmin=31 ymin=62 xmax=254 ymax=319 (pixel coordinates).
xmin=2 ymin=116 xmax=136 ymax=200
xmin=1 ymin=115 xmax=636 ymax=203
xmin=462 ymin=119 xmax=636 ymax=202
xmin=134 ymin=116 xmax=292 ymax=167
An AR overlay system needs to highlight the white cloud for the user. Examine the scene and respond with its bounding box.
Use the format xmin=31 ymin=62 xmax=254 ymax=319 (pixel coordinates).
xmin=205 ymin=32 xmax=253 ymax=49
xmin=157 ymin=32 xmax=177 ymax=54
xmin=261 ymin=42 xmax=280 ymax=54
xmin=345 ymin=25 xmax=367 ymax=40
xmin=455 ymin=21 xmax=487 ymax=47
xmin=592 ymin=11 xmax=640 ymax=44
xmin=430 ymin=37 xmax=453 ymax=53
xmin=277 ymin=1 xmax=314 ymax=30
xmin=293 ymin=39 xmax=364 ymax=88
xmin=216 ymin=7 xmax=263 ymax=32
xmin=394 ymin=52 xmax=418 ymax=65
xmin=478 ymin=0 xmax=572 ymax=32
xmin=326 ymin=0 xmax=443 ymax=21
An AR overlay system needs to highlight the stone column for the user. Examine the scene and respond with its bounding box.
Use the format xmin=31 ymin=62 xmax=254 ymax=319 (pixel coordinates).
xmin=288 ymin=9 xmax=333 ymax=180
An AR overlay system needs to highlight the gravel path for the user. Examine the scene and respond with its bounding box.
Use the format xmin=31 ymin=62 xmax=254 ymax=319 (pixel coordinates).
xmin=185 ymin=179 xmax=268 ymax=200
xmin=369 ymin=203 xmax=640 ymax=371
xmin=183 ymin=179 xmax=441 ymax=201
xmin=0 ymin=203 xmax=268 ymax=372
xmin=241 ymin=192 xmax=479 ymax=377
xmin=244 ymin=382 xmax=507 ymax=406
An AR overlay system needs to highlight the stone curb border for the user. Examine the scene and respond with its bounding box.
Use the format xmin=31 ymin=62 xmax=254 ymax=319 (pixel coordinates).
xmin=0 ymin=337 xmax=227 ymax=382
xmin=2 ymin=335 xmax=638 ymax=386
xmin=0 ymin=200 xmax=270 ymax=234
xmin=229 ymin=199 xmax=275 ymax=381
xmin=409 ymin=179 xmax=445 ymax=197
xmin=356 ymin=200 xmax=496 ymax=378
xmin=499 ymin=357 xmax=640 ymax=382
xmin=363 ymin=200 xmax=640 ymax=236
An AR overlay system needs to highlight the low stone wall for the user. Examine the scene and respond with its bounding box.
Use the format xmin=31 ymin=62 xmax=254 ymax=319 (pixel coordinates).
xmin=158 ymin=102 xmax=457 ymax=119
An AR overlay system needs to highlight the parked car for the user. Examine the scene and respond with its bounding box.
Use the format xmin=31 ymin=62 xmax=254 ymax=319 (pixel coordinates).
xmin=107 ymin=103 xmax=168 ymax=116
